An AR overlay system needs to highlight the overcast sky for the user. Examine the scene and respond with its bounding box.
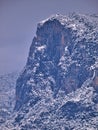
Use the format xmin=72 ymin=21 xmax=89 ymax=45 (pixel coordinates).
xmin=0 ymin=0 xmax=98 ymax=74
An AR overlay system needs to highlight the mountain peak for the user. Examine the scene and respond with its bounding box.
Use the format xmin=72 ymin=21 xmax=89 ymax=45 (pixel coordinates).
xmin=14 ymin=14 xmax=98 ymax=111
xmin=1 ymin=13 xmax=98 ymax=130
xmin=38 ymin=14 xmax=68 ymax=27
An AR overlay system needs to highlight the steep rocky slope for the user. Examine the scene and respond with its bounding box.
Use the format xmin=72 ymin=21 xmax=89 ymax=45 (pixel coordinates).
xmin=1 ymin=14 xmax=98 ymax=130
xmin=15 ymin=14 xmax=98 ymax=111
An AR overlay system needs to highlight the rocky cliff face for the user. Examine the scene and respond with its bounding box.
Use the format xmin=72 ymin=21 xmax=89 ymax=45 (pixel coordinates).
xmin=1 ymin=14 xmax=98 ymax=130
xmin=15 ymin=14 xmax=98 ymax=111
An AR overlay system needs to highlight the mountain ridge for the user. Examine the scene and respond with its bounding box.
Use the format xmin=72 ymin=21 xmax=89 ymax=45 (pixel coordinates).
xmin=1 ymin=13 xmax=98 ymax=130
xmin=15 ymin=13 xmax=98 ymax=111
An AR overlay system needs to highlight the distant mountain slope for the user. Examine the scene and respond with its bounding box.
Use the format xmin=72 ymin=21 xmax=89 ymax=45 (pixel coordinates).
xmin=0 ymin=72 xmax=18 ymax=124
xmin=1 ymin=14 xmax=98 ymax=130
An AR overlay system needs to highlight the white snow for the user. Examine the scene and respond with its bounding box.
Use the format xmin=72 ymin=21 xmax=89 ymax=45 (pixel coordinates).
xmin=37 ymin=45 xmax=46 ymax=51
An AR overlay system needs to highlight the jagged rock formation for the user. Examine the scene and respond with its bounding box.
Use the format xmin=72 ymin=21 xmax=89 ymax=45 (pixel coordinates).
xmin=15 ymin=14 xmax=98 ymax=111
xmin=1 ymin=14 xmax=98 ymax=130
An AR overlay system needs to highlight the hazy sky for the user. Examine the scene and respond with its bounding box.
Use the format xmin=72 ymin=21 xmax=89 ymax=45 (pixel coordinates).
xmin=0 ymin=0 xmax=98 ymax=74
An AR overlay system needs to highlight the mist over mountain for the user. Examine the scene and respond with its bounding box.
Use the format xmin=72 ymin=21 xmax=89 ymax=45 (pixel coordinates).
xmin=0 ymin=13 xmax=98 ymax=130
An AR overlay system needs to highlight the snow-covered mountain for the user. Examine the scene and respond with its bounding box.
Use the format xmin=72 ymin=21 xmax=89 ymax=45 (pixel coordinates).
xmin=1 ymin=13 xmax=98 ymax=130
xmin=0 ymin=72 xmax=18 ymax=124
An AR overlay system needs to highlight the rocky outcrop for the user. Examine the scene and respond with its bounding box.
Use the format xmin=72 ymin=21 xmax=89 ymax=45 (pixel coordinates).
xmin=0 ymin=14 xmax=98 ymax=130
xmin=14 ymin=14 xmax=98 ymax=111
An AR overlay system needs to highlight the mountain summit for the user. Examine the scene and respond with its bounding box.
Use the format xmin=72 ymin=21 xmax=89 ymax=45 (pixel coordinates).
xmin=15 ymin=14 xmax=98 ymax=111
xmin=1 ymin=14 xmax=98 ymax=130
